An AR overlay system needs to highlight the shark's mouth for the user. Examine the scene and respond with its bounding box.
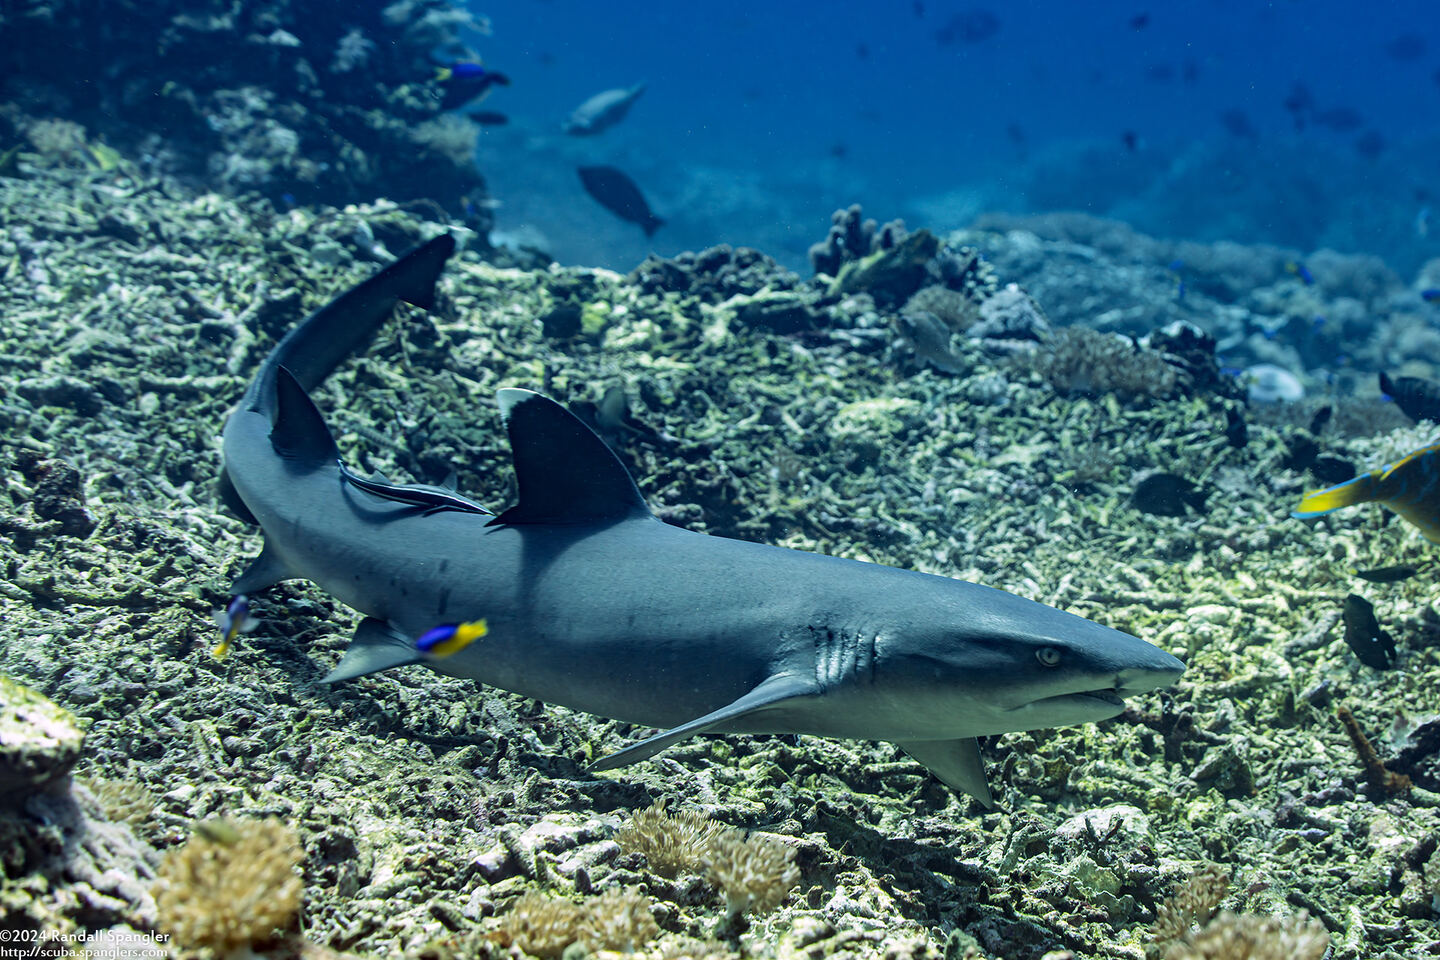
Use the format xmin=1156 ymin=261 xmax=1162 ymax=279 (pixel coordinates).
xmin=1022 ymin=689 xmax=1126 ymax=713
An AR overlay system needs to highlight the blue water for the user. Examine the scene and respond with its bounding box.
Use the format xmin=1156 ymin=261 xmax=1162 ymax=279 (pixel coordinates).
xmin=473 ymin=0 xmax=1440 ymax=276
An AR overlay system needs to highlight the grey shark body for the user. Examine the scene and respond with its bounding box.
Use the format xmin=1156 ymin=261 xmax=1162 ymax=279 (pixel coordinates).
xmin=220 ymin=236 xmax=1185 ymax=805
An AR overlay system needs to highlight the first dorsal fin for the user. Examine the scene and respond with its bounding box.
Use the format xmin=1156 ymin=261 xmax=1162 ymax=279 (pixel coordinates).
xmin=270 ymin=365 xmax=338 ymax=465
xmin=489 ymin=388 xmax=651 ymax=526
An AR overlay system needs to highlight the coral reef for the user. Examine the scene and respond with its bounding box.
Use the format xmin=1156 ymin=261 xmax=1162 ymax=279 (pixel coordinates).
xmin=0 ymin=0 xmax=495 ymax=229
xmin=154 ymin=819 xmax=303 ymax=953
xmin=5 ymin=161 xmax=1440 ymax=957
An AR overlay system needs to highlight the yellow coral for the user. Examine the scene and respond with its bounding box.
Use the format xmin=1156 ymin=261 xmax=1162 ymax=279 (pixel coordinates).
xmin=615 ymin=801 xmax=798 ymax=918
xmin=615 ymin=800 xmax=734 ymax=878
xmin=154 ymin=818 xmax=303 ymax=953
xmin=495 ymin=888 xmax=658 ymax=959
xmin=701 ymin=832 xmax=799 ymax=919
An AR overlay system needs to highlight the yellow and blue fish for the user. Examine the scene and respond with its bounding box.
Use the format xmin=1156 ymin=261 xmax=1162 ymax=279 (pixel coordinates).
xmin=416 ymin=618 xmax=488 ymax=658
xmin=211 ymin=595 xmax=260 ymax=659
xmin=1292 ymin=442 xmax=1440 ymax=542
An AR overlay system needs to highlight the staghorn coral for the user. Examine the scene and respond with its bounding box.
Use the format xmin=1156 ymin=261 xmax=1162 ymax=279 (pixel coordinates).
xmin=615 ymin=801 xmax=799 ymax=919
xmin=493 ymin=887 xmax=658 ymax=959
xmin=153 ymin=818 xmax=303 ymax=954
xmin=1027 ymin=325 xmax=1179 ymax=400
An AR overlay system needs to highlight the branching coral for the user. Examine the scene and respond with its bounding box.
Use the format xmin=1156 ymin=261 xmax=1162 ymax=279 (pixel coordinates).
xmin=153 ymin=818 xmax=303 ymax=954
xmin=493 ymin=887 xmax=658 ymax=959
xmin=615 ymin=801 xmax=799 ymax=920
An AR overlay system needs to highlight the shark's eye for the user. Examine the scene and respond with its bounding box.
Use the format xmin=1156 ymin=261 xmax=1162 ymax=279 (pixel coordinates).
xmin=1036 ymin=646 xmax=1062 ymax=667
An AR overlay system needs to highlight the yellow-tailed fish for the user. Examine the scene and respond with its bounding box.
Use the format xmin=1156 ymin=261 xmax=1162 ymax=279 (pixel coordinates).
xmin=416 ymin=619 xmax=488 ymax=658
xmin=1292 ymin=442 xmax=1440 ymax=542
xmin=212 ymin=595 xmax=260 ymax=659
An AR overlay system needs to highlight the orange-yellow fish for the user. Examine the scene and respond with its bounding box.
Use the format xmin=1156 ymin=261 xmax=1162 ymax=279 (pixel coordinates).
xmin=1292 ymin=442 xmax=1440 ymax=542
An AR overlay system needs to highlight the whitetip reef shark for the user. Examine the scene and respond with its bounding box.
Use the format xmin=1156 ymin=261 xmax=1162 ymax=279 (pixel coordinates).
xmin=219 ymin=235 xmax=1185 ymax=805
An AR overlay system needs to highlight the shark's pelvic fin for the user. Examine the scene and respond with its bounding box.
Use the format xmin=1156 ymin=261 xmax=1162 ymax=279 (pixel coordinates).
xmin=897 ymin=738 xmax=994 ymax=808
xmin=230 ymin=543 xmax=299 ymax=595
xmin=490 ymin=388 xmax=652 ymax=526
xmin=321 ymin=618 xmax=424 ymax=683
xmin=270 ymin=366 xmax=339 ymax=465
xmin=216 ymin=468 xmax=258 ymax=524
xmin=589 ymin=672 xmax=817 ymax=772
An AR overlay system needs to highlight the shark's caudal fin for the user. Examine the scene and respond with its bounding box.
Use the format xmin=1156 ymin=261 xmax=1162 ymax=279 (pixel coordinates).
xmin=489 ymin=388 xmax=652 ymax=526
xmin=245 ymin=234 xmax=456 ymax=417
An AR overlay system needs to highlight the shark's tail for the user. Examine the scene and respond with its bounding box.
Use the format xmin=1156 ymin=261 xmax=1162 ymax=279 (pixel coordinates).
xmin=244 ymin=234 xmax=456 ymax=417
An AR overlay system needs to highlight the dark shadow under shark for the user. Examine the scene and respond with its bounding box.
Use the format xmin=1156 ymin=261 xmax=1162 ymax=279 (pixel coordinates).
xmin=218 ymin=235 xmax=1185 ymax=806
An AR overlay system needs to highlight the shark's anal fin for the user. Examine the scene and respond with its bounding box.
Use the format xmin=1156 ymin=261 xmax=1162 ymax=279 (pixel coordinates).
xmin=490 ymin=388 xmax=651 ymax=526
xmin=590 ymin=673 xmax=816 ymax=772
xmin=321 ymin=618 xmax=424 ymax=683
xmin=897 ymin=738 xmax=994 ymax=808
xmin=230 ymin=543 xmax=298 ymax=595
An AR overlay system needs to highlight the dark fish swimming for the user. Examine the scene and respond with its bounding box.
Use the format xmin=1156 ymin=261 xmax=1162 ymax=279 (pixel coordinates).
xmin=577 ymin=165 xmax=663 ymax=237
xmin=1342 ymin=595 xmax=1397 ymax=669
xmin=1219 ymin=108 xmax=1258 ymax=141
xmin=1355 ymin=565 xmax=1420 ymax=584
xmin=1282 ymin=82 xmax=1314 ymax=130
xmin=563 ymin=84 xmax=645 ymax=136
xmin=1379 ymin=371 xmax=1440 ymax=423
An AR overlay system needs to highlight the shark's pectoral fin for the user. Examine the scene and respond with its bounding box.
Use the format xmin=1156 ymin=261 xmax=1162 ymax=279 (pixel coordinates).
xmin=320 ymin=618 xmax=423 ymax=683
xmin=590 ymin=673 xmax=816 ymax=773
xmin=896 ymin=737 xmax=994 ymax=808
xmin=230 ymin=543 xmax=299 ymax=595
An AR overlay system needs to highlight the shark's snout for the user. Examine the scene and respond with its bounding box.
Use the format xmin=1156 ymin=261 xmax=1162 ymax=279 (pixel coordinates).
xmin=1115 ymin=653 xmax=1186 ymax=695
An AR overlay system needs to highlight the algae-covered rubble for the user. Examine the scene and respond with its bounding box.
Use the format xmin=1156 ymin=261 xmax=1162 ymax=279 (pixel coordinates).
xmin=2 ymin=164 xmax=1440 ymax=959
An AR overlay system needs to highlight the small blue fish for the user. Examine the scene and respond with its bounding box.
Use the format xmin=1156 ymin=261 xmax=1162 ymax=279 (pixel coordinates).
xmin=212 ymin=595 xmax=260 ymax=659
xmin=416 ymin=619 xmax=489 ymax=658
xmin=1421 ymin=289 xmax=1440 ymax=303
xmin=1285 ymin=261 xmax=1314 ymax=285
